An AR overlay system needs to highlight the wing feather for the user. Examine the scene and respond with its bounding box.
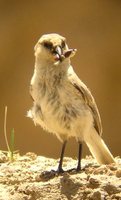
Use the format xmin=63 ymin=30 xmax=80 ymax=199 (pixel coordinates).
xmin=68 ymin=66 xmax=102 ymax=135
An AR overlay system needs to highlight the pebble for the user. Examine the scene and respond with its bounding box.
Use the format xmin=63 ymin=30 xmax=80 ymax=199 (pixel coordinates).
xmin=116 ymin=169 xmax=121 ymax=178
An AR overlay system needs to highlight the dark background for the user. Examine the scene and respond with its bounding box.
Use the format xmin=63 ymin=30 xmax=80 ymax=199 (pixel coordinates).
xmin=0 ymin=1 xmax=121 ymax=159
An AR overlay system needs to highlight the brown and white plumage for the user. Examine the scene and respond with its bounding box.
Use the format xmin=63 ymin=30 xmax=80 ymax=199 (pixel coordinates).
xmin=28 ymin=33 xmax=115 ymax=172
xmin=67 ymin=67 xmax=114 ymax=164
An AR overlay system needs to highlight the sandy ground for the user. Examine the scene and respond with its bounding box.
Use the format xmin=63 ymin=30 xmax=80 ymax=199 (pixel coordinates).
xmin=0 ymin=151 xmax=121 ymax=200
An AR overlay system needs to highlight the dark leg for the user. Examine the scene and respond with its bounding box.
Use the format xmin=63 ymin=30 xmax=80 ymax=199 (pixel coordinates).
xmin=77 ymin=142 xmax=82 ymax=171
xmin=58 ymin=141 xmax=67 ymax=173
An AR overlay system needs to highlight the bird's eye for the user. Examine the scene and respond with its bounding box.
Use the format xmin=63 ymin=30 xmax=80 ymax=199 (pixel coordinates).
xmin=61 ymin=41 xmax=66 ymax=48
xmin=43 ymin=42 xmax=53 ymax=50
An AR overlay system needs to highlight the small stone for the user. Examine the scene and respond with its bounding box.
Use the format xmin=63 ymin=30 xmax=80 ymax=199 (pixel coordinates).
xmin=108 ymin=164 xmax=117 ymax=171
xmin=103 ymin=183 xmax=119 ymax=195
xmin=88 ymin=176 xmax=100 ymax=188
xmin=90 ymin=190 xmax=102 ymax=200
xmin=111 ymin=193 xmax=121 ymax=199
xmin=90 ymin=190 xmax=108 ymax=200
xmin=93 ymin=165 xmax=108 ymax=175
xmin=84 ymin=188 xmax=92 ymax=194
xmin=0 ymin=151 xmax=8 ymax=163
xmin=25 ymin=152 xmax=37 ymax=160
xmin=36 ymin=170 xmax=57 ymax=181
xmin=116 ymin=169 xmax=121 ymax=178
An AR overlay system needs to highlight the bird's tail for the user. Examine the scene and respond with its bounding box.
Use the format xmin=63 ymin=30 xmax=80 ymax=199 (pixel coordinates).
xmin=84 ymin=128 xmax=115 ymax=164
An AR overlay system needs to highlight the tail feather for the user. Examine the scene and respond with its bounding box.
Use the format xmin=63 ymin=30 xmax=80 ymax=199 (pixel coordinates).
xmin=84 ymin=129 xmax=115 ymax=164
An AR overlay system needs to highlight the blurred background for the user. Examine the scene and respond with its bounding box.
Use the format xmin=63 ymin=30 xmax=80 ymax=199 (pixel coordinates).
xmin=0 ymin=1 xmax=121 ymax=159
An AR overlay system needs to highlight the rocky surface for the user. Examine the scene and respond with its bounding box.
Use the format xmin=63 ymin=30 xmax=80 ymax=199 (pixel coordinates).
xmin=0 ymin=151 xmax=121 ymax=200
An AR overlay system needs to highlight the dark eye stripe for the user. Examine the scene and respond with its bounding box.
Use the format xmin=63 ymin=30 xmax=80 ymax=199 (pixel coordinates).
xmin=43 ymin=42 xmax=53 ymax=50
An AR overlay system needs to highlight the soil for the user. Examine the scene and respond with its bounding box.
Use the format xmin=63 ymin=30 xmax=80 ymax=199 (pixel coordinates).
xmin=0 ymin=151 xmax=121 ymax=200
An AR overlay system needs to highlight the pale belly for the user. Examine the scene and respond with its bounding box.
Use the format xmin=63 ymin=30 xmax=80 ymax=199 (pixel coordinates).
xmin=29 ymin=90 xmax=93 ymax=141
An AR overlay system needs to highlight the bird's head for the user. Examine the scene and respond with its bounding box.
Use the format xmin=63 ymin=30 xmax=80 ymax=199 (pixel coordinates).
xmin=34 ymin=33 xmax=77 ymax=65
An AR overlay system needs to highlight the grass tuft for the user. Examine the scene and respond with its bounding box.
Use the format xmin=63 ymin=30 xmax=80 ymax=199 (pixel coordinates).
xmin=3 ymin=106 xmax=18 ymax=162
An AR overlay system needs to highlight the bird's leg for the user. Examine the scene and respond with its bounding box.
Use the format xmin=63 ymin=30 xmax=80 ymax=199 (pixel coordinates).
xmin=57 ymin=141 xmax=67 ymax=173
xmin=76 ymin=142 xmax=82 ymax=171
xmin=40 ymin=141 xmax=67 ymax=180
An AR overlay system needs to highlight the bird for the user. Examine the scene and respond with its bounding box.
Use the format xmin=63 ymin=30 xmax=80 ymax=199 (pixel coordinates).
xmin=27 ymin=33 xmax=115 ymax=173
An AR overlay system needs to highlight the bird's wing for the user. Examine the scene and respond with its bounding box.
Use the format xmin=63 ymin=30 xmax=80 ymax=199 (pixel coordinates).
xmin=68 ymin=66 xmax=102 ymax=135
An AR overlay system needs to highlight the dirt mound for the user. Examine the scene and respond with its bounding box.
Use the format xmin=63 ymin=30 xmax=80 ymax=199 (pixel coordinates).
xmin=0 ymin=151 xmax=121 ymax=200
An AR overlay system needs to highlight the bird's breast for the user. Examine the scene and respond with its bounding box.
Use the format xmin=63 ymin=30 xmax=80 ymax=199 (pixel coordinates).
xmin=31 ymin=72 xmax=93 ymax=140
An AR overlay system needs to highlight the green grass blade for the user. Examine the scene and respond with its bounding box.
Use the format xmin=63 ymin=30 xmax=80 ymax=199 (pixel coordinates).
xmin=10 ymin=128 xmax=15 ymax=160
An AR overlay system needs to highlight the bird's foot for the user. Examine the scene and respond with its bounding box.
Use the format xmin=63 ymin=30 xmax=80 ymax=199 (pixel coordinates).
xmin=76 ymin=165 xmax=81 ymax=172
xmin=66 ymin=167 xmax=81 ymax=174
xmin=39 ymin=168 xmax=65 ymax=181
xmin=38 ymin=165 xmax=83 ymax=181
xmin=39 ymin=170 xmax=57 ymax=181
xmin=57 ymin=167 xmax=65 ymax=174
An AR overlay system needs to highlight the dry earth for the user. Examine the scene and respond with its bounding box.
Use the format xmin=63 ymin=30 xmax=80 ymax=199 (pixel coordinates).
xmin=0 ymin=151 xmax=121 ymax=200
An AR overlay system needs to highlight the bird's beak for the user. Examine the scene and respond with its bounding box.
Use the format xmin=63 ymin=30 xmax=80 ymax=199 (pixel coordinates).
xmin=53 ymin=46 xmax=77 ymax=63
xmin=55 ymin=46 xmax=62 ymax=56
xmin=64 ymin=48 xmax=77 ymax=58
xmin=54 ymin=46 xmax=64 ymax=62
